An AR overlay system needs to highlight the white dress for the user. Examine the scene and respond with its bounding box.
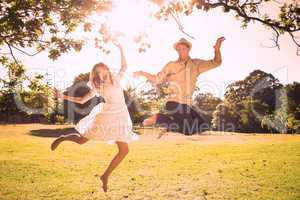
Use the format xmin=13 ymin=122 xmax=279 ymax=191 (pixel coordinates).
xmin=75 ymin=74 xmax=139 ymax=144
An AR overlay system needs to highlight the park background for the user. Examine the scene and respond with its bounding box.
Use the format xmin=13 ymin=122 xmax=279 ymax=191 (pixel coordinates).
xmin=0 ymin=0 xmax=299 ymax=199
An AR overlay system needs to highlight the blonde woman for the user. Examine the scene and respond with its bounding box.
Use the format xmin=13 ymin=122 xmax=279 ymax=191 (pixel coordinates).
xmin=51 ymin=42 xmax=139 ymax=192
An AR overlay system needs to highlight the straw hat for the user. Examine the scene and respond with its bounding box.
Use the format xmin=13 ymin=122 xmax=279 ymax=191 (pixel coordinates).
xmin=173 ymin=38 xmax=192 ymax=50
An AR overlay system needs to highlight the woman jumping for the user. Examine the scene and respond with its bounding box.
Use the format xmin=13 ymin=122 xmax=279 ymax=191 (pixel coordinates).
xmin=51 ymin=41 xmax=139 ymax=192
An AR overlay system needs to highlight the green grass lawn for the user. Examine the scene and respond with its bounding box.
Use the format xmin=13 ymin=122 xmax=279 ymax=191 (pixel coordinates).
xmin=0 ymin=124 xmax=299 ymax=200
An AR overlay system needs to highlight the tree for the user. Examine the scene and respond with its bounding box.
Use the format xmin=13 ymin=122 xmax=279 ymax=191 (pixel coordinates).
xmin=211 ymin=103 xmax=238 ymax=132
xmin=225 ymin=69 xmax=282 ymax=111
xmin=193 ymin=91 xmax=222 ymax=127
xmin=136 ymin=81 xmax=170 ymax=115
xmin=262 ymin=82 xmax=300 ymax=133
xmin=124 ymin=86 xmax=152 ymax=124
xmin=0 ymin=0 xmax=112 ymax=63
xmin=0 ymin=1 xmax=113 ymax=120
xmin=21 ymin=74 xmax=55 ymax=119
xmin=1 ymin=0 xmax=298 ymax=67
xmin=151 ymin=0 xmax=300 ymax=54
xmin=239 ymin=97 xmax=269 ymax=132
xmin=0 ymin=57 xmax=54 ymax=122
xmin=212 ymin=69 xmax=283 ymax=133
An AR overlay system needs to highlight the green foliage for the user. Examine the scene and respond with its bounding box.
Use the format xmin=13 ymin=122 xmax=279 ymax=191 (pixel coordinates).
xmin=22 ymin=74 xmax=55 ymax=118
xmin=1 ymin=0 xmax=297 ymax=70
xmin=212 ymin=69 xmax=300 ymax=134
xmin=0 ymin=56 xmax=26 ymax=90
xmin=0 ymin=0 xmax=112 ymax=60
xmin=54 ymin=114 xmax=66 ymax=125
xmin=0 ymin=58 xmax=55 ymax=122
xmin=124 ymin=86 xmax=152 ymax=124
xmin=0 ymin=59 xmax=27 ymax=119
xmin=0 ymin=0 xmax=113 ymax=122
xmin=212 ymin=70 xmax=282 ymax=132
xmin=238 ymin=97 xmax=269 ymax=132
xmin=211 ymin=103 xmax=239 ymax=132
xmin=135 ymin=82 xmax=169 ymax=116
xmin=193 ymin=91 xmax=222 ymax=127
xmin=262 ymin=82 xmax=300 ymax=133
xmin=225 ymin=70 xmax=282 ymax=107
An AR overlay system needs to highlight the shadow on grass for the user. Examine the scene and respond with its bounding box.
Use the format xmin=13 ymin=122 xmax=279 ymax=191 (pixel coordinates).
xmin=29 ymin=128 xmax=77 ymax=138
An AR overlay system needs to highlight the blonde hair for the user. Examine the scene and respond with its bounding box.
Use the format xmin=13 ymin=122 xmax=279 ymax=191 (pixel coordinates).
xmin=89 ymin=62 xmax=114 ymax=89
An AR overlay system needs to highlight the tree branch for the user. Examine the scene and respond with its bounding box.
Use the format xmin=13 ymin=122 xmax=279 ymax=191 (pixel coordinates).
xmin=169 ymin=9 xmax=196 ymax=39
xmin=189 ymin=0 xmax=300 ymax=54
xmin=205 ymin=1 xmax=299 ymax=32
xmin=10 ymin=45 xmax=43 ymax=57
xmin=4 ymin=40 xmax=18 ymax=64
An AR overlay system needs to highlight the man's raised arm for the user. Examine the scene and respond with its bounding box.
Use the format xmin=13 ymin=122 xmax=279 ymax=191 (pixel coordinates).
xmin=196 ymin=37 xmax=225 ymax=74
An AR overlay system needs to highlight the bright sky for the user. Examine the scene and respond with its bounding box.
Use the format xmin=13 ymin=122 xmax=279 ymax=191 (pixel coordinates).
xmin=1 ymin=0 xmax=299 ymax=97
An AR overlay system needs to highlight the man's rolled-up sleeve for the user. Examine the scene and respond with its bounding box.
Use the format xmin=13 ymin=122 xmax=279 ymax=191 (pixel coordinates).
xmin=156 ymin=62 xmax=172 ymax=84
xmin=194 ymin=58 xmax=221 ymax=74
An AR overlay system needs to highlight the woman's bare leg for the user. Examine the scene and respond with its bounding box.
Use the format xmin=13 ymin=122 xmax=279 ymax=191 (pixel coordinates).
xmin=51 ymin=133 xmax=88 ymax=151
xmin=100 ymin=141 xmax=129 ymax=192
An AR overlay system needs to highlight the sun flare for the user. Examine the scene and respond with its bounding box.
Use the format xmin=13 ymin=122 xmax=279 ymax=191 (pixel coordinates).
xmin=108 ymin=1 xmax=155 ymax=37
xmin=86 ymin=0 xmax=160 ymax=44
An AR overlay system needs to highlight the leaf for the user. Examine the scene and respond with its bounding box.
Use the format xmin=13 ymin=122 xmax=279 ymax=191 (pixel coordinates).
xmin=83 ymin=22 xmax=92 ymax=32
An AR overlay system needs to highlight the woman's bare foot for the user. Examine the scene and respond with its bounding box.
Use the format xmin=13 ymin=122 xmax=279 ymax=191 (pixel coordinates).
xmin=51 ymin=135 xmax=65 ymax=151
xmin=100 ymin=175 xmax=108 ymax=192
xmin=157 ymin=127 xmax=167 ymax=139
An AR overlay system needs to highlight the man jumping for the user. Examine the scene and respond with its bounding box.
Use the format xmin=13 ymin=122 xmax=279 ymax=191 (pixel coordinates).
xmin=134 ymin=37 xmax=225 ymax=137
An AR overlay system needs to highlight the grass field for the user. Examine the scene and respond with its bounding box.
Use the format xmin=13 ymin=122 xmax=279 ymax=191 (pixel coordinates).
xmin=0 ymin=124 xmax=299 ymax=200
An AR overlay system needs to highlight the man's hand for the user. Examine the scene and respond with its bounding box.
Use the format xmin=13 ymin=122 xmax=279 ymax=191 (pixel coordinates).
xmin=214 ymin=36 xmax=225 ymax=50
xmin=133 ymin=71 xmax=144 ymax=78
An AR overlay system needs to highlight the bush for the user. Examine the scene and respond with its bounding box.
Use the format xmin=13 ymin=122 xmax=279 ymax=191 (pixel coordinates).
xmin=55 ymin=115 xmax=66 ymax=125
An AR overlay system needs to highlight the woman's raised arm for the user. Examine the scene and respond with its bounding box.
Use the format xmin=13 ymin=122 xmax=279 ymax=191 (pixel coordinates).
xmin=113 ymin=41 xmax=127 ymax=78
xmin=54 ymin=88 xmax=96 ymax=104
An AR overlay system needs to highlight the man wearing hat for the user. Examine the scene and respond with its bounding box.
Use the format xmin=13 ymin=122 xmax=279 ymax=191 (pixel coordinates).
xmin=133 ymin=37 xmax=225 ymax=137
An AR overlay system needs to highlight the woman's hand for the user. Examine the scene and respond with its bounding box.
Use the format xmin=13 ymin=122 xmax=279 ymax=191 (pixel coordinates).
xmin=54 ymin=88 xmax=63 ymax=99
xmin=112 ymin=39 xmax=122 ymax=49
